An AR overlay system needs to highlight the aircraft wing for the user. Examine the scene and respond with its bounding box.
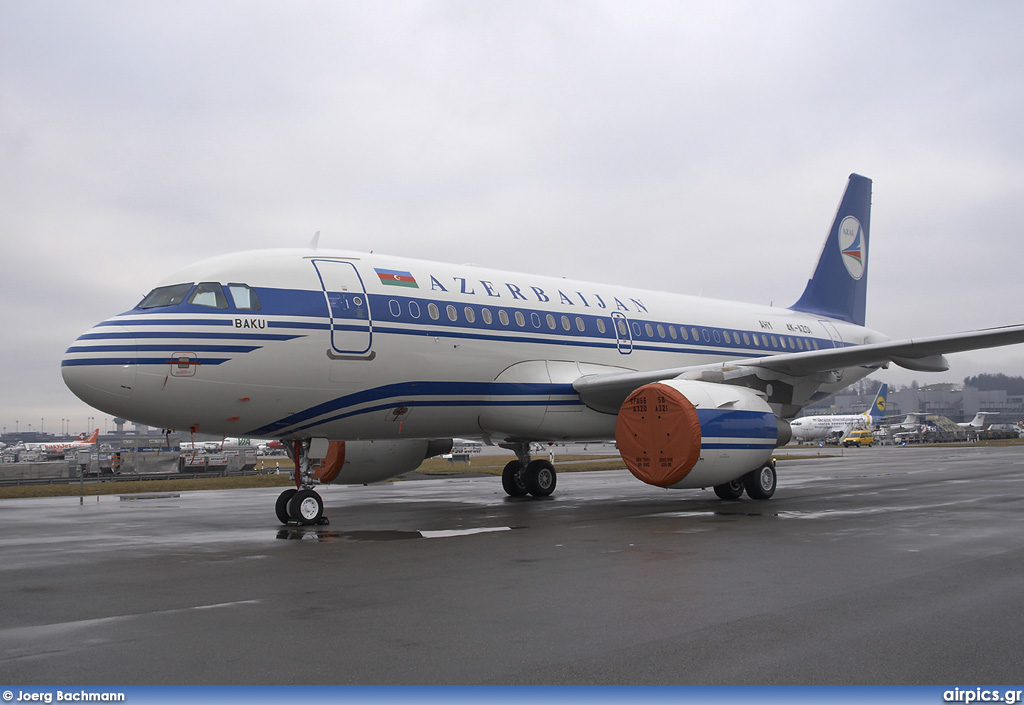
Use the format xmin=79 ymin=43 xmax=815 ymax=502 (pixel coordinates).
xmin=573 ymin=324 xmax=1024 ymax=415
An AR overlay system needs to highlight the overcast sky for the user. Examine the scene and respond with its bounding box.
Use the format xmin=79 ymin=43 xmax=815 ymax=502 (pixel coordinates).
xmin=3 ymin=0 xmax=1024 ymax=435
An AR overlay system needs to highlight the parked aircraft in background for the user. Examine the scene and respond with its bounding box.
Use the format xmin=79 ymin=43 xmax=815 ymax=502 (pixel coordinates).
xmin=958 ymin=411 xmax=997 ymax=429
xmin=790 ymin=384 xmax=888 ymax=443
xmin=21 ymin=430 xmax=99 ymax=457
xmin=180 ymin=437 xmax=284 ymax=453
xmin=62 ymin=174 xmax=1024 ymax=525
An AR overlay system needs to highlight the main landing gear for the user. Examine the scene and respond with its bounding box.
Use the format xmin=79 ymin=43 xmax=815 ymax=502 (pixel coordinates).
xmin=712 ymin=461 xmax=777 ymax=500
xmin=275 ymin=440 xmax=330 ymax=526
xmin=499 ymin=442 xmax=557 ymax=498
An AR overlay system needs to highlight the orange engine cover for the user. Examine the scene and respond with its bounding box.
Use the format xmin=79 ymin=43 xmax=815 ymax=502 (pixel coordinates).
xmin=615 ymin=382 xmax=702 ymax=488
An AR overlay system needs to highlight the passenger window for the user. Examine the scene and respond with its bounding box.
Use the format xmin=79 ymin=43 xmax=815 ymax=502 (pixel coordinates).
xmin=189 ymin=282 xmax=228 ymax=309
xmin=428 ymin=303 xmax=440 ymax=320
xmin=227 ymin=284 xmax=261 ymax=311
xmin=137 ymin=283 xmax=193 ymax=309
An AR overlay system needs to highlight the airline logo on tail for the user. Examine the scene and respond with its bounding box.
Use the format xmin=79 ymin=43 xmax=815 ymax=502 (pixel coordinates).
xmin=865 ymin=384 xmax=888 ymax=421
xmin=839 ymin=216 xmax=866 ymax=280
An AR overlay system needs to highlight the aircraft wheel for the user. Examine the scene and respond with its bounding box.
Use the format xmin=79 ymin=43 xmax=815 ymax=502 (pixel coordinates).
xmin=275 ymin=488 xmax=298 ymax=524
xmin=289 ymin=488 xmax=324 ymax=525
xmin=713 ymin=478 xmax=745 ymax=500
xmin=525 ymin=459 xmax=557 ymax=497
xmin=501 ymin=461 xmax=529 ymax=497
xmin=744 ymin=463 xmax=777 ymax=500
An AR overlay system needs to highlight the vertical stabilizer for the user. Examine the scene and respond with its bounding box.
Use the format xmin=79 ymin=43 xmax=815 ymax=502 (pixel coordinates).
xmin=790 ymin=174 xmax=872 ymax=326
xmin=866 ymin=383 xmax=888 ymax=421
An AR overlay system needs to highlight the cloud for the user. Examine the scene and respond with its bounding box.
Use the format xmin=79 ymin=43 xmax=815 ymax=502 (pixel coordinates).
xmin=3 ymin=0 xmax=1024 ymax=428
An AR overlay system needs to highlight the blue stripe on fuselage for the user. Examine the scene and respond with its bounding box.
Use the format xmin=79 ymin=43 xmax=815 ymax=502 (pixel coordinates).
xmin=246 ymin=381 xmax=579 ymax=437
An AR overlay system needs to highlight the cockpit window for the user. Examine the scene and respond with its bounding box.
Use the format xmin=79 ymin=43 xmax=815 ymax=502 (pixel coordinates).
xmin=137 ymin=283 xmax=194 ymax=309
xmin=227 ymin=283 xmax=261 ymax=311
xmin=188 ymin=282 xmax=229 ymax=309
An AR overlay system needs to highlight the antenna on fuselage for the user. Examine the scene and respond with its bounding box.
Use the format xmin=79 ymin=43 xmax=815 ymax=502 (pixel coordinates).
xmin=309 ymin=231 xmax=320 ymax=250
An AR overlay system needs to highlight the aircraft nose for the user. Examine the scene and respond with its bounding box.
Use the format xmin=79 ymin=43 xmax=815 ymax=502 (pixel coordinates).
xmin=61 ymin=324 xmax=138 ymax=412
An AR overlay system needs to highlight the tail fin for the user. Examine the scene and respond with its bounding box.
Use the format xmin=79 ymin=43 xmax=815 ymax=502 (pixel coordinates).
xmin=865 ymin=384 xmax=888 ymax=421
xmin=790 ymin=174 xmax=872 ymax=326
xmin=83 ymin=429 xmax=99 ymax=443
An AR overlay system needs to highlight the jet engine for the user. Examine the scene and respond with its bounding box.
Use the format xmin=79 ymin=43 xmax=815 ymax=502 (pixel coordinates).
xmin=615 ymin=380 xmax=788 ymax=489
xmin=310 ymin=439 xmax=453 ymax=484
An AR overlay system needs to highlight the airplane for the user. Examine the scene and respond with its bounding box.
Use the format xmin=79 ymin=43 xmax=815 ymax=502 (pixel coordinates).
xmin=789 ymin=384 xmax=888 ymax=443
xmin=958 ymin=411 xmax=997 ymax=429
xmin=22 ymin=429 xmax=100 ymax=457
xmin=180 ymin=437 xmax=283 ymax=453
xmin=61 ymin=174 xmax=1024 ymax=525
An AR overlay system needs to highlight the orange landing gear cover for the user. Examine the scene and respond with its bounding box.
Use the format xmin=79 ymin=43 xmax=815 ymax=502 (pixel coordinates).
xmin=615 ymin=382 xmax=702 ymax=487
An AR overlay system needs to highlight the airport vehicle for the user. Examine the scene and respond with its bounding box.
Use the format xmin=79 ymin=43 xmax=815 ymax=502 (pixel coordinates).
xmin=20 ymin=429 xmax=100 ymax=457
xmin=842 ymin=429 xmax=874 ymax=447
xmin=61 ymin=174 xmax=1024 ymax=524
xmin=789 ymin=384 xmax=888 ymax=443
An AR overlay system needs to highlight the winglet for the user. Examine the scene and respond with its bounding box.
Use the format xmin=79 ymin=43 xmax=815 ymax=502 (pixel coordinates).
xmin=790 ymin=174 xmax=872 ymax=326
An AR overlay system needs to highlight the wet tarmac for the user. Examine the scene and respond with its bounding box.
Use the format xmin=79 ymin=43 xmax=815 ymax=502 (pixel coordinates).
xmin=2 ymin=444 xmax=1023 ymax=684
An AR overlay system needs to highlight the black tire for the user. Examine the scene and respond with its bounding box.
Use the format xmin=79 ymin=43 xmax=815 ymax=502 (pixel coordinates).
xmin=524 ymin=459 xmax=557 ymax=497
xmin=744 ymin=463 xmax=777 ymax=500
xmin=275 ymin=488 xmax=298 ymax=524
xmin=502 ymin=461 xmax=529 ymax=497
xmin=288 ymin=488 xmax=324 ymax=525
xmin=713 ymin=478 xmax=745 ymax=500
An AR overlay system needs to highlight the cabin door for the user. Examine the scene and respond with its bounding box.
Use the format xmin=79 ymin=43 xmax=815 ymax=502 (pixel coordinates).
xmin=312 ymin=259 xmax=373 ymax=357
xmin=611 ymin=311 xmax=633 ymax=354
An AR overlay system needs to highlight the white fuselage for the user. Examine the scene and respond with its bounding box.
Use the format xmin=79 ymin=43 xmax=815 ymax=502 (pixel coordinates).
xmin=790 ymin=414 xmax=870 ymax=442
xmin=62 ymin=248 xmax=888 ymax=446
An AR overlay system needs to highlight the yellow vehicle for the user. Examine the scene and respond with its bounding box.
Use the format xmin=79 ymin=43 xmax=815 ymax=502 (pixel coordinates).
xmin=842 ymin=429 xmax=874 ymax=447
